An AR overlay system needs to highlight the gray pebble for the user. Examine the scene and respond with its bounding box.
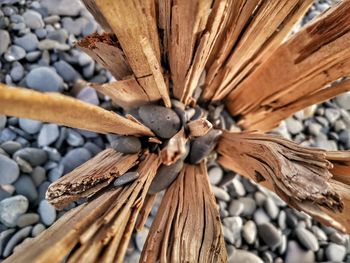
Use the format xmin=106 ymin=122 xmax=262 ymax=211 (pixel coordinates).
xmin=330 ymin=232 xmax=346 ymax=245
xmin=285 ymin=241 xmax=315 ymax=263
xmin=311 ymin=225 xmax=328 ymax=241
xmin=138 ymin=105 xmax=181 ymax=139
xmin=242 ymin=220 xmax=257 ymax=245
xmin=48 ymin=164 xmax=64 ymax=182
xmin=38 ymin=200 xmax=56 ymax=226
xmin=336 ymin=92 xmax=350 ymax=110
xmin=208 ymin=166 xmax=223 ymax=185
xmin=295 ymin=227 xmax=319 ymax=251
xmin=16 ymin=213 xmax=39 ymax=227
xmin=54 ymin=60 xmax=79 ymax=83
xmin=228 ymin=200 xmax=244 ymax=216
xmin=61 ymin=148 xmax=92 ymax=173
xmin=258 ymin=223 xmax=282 ymax=248
xmin=47 ymin=29 xmax=68 ymax=43
xmin=325 ymin=243 xmax=346 ymax=262
xmin=31 ymin=166 xmax=46 ymax=186
xmin=0 ymin=141 xmax=20 ymax=156
xmin=212 ymin=185 xmax=230 ymax=202
xmin=41 ymin=0 xmax=83 ymax=16
xmin=0 ymin=128 xmax=17 ymax=142
xmin=0 ymin=115 xmax=6 ymax=131
xmin=264 ymin=197 xmax=279 ymax=220
xmin=66 ymin=129 xmax=84 ymax=147
xmin=278 ymin=210 xmax=287 ymax=230
xmin=230 ymin=249 xmax=263 ymax=263
xmin=222 ymin=216 xmax=242 ymax=243
xmin=0 ymin=195 xmax=29 ymax=227
xmin=135 ymin=227 xmax=149 ymax=251
xmin=84 ymin=142 xmax=102 ymax=155
xmin=111 ymin=136 xmax=141 ymax=154
xmin=14 ymin=33 xmax=39 ymax=52
xmin=114 ymin=171 xmax=139 ymax=187
xmin=0 ymin=30 xmax=10 ymax=55
xmin=15 ymin=156 xmax=33 ymax=173
xmin=76 ymin=87 xmax=99 ymax=105
xmin=240 ymin=197 xmax=256 ymax=216
xmin=4 ymin=45 xmax=26 ymax=62
xmin=0 ymin=188 xmax=11 ymax=202
xmin=38 ymin=181 xmax=50 ymax=201
xmin=325 ymin=108 xmax=340 ymax=123
xmin=38 ymin=39 xmax=70 ymax=51
xmin=31 ymin=223 xmax=46 ymax=237
xmin=10 ymin=63 xmax=24 ymax=82
xmin=23 ymin=10 xmax=44 ymax=29
xmin=3 ymin=226 xmax=32 ymax=257
xmin=0 ymin=229 xmax=15 ymax=256
xmin=14 ymin=175 xmax=38 ymax=203
xmin=286 ymin=117 xmax=303 ymax=135
xmin=38 ymin=124 xmax=59 ymax=147
xmin=148 ymin=160 xmax=183 ymax=194
xmin=26 ymin=51 xmax=42 ymax=62
xmin=26 ymin=67 xmax=63 ymax=92
xmin=231 ymin=179 xmax=246 ymax=197
xmin=14 ymin=147 xmax=48 ymax=166
xmin=0 ymin=155 xmax=20 ymax=184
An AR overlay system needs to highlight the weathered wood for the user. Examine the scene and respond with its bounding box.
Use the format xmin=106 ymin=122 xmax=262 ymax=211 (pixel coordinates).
xmin=187 ymin=118 xmax=213 ymax=137
xmin=0 ymin=84 xmax=154 ymax=136
xmin=81 ymin=0 xmax=112 ymax=32
xmin=160 ymin=129 xmax=187 ymax=165
xmin=140 ymin=163 xmax=227 ymax=262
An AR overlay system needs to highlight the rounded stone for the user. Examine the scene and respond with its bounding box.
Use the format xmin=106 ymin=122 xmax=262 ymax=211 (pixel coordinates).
xmin=32 ymin=223 xmax=46 ymax=237
xmin=111 ymin=136 xmax=142 ymax=154
xmin=257 ymin=222 xmax=282 ymax=248
xmin=228 ymin=200 xmax=244 ymax=216
xmin=336 ymin=92 xmax=350 ymax=110
xmin=14 ymin=33 xmax=39 ymax=52
xmin=239 ymin=197 xmax=256 ymax=216
xmin=38 ymin=200 xmax=56 ymax=226
xmin=135 ymin=227 xmax=149 ymax=251
xmin=22 ymin=10 xmax=44 ymax=29
xmin=13 ymin=148 xmax=48 ymax=166
xmin=0 ymin=155 xmax=20 ymax=184
xmin=138 ymin=105 xmax=181 ymax=139
xmin=66 ymin=129 xmax=84 ymax=147
xmin=53 ymin=60 xmax=79 ymax=83
xmin=264 ymin=197 xmax=279 ymax=220
xmin=285 ymin=241 xmax=315 ymax=263
xmin=26 ymin=67 xmax=63 ymax=92
xmin=325 ymin=243 xmax=346 ymax=262
xmin=0 ymin=195 xmax=29 ymax=227
xmin=4 ymin=45 xmax=26 ymax=62
xmin=295 ymin=227 xmax=319 ymax=251
xmin=114 ymin=171 xmax=139 ymax=187
xmin=0 ymin=229 xmax=15 ymax=256
xmin=3 ymin=226 xmax=32 ymax=257
xmin=208 ymin=166 xmax=223 ymax=185
xmin=38 ymin=124 xmax=60 ymax=147
xmin=61 ymin=148 xmax=92 ymax=173
xmin=16 ymin=213 xmax=40 ymax=227
xmin=14 ymin=175 xmax=38 ymax=203
xmin=230 ymin=249 xmax=263 ymax=263
xmin=31 ymin=166 xmax=46 ymax=186
xmin=242 ymin=220 xmax=257 ymax=245
xmin=0 ymin=30 xmax=10 ymax=55
xmin=1 ymin=141 xmax=21 ymax=155
xmin=76 ymin=87 xmax=99 ymax=105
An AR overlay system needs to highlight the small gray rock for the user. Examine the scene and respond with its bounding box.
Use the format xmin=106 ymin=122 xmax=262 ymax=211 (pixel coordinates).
xmin=135 ymin=227 xmax=149 ymax=251
xmin=15 ymin=156 xmax=33 ymax=173
xmin=239 ymin=197 xmax=256 ymax=216
xmin=0 ymin=155 xmax=20 ymax=184
xmin=38 ymin=124 xmax=59 ymax=147
xmin=336 ymin=91 xmax=350 ymax=110
xmin=257 ymin=222 xmax=282 ymax=248
xmin=23 ymin=10 xmax=44 ymax=29
xmin=325 ymin=243 xmax=346 ymax=262
xmin=38 ymin=39 xmax=70 ymax=51
xmin=230 ymin=249 xmax=263 ymax=263
xmin=228 ymin=200 xmax=244 ymax=216
xmin=48 ymin=164 xmax=64 ymax=182
xmin=114 ymin=171 xmax=139 ymax=187
xmin=31 ymin=223 xmax=46 ymax=237
xmin=149 ymin=160 xmax=183 ymax=194
xmin=26 ymin=67 xmax=63 ymax=92
xmin=13 ymin=147 xmax=48 ymax=166
xmin=0 ymin=229 xmax=15 ymax=256
xmin=66 ymin=129 xmax=84 ymax=147
xmin=325 ymin=108 xmax=340 ymax=123
xmin=254 ymin=208 xmax=271 ymax=225
xmin=76 ymin=87 xmax=99 ymax=105
xmin=231 ymin=179 xmax=246 ymax=197
xmin=138 ymin=105 xmax=181 ymax=139
xmin=38 ymin=200 xmax=56 ymax=226
xmin=31 ymin=166 xmax=46 ymax=186
xmin=264 ymin=197 xmax=279 ymax=220
xmin=61 ymin=148 xmax=92 ymax=173
xmin=16 ymin=213 xmax=39 ymax=227
xmin=14 ymin=33 xmax=39 ymax=52
xmin=14 ymin=175 xmax=38 ymax=203
xmin=10 ymin=64 xmax=24 ymax=82
xmin=242 ymin=220 xmax=257 ymax=245
xmin=54 ymin=60 xmax=79 ymax=83
xmin=0 ymin=30 xmax=10 ymax=55
xmin=208 ymin=166 xmax=223 ymax=185
xmin=111 ymin=136 xmax=142 ymax=154
xmin=285 ymin=241 xmax=315 ymax=263
xmin=0 ymin=115 xmax=6 ymax=130
xmin=0 ymin=195 xmax=29 ymax=227
xmin=41 ymin=0 xmax=83 ymax=16
xmin=295 ymin=227 xmax=319 ymax=251
xmin=3 ymin=226 xmax=32 ymax=257
xmin=212 ymin=185 xmax=230 ymax=202
xmin=4 ymin=45 xmax=26 ymax=62
xmin=286 ymin=117 xmax=303 ymax=135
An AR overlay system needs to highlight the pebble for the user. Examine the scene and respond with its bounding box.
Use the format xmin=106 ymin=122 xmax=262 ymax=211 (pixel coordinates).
xmin=0 ymin=155 xmax=20 ymax=184
xmin=38 ymin=200 xmax=56 ymax=226
xmin=31 ymin=166 xmax=46 ymax=186
xmin=31 ymin=223 xmax=46 ymax=237
xmin=66 ymin=129 xmax=84 ymax=147
xmin=325 ymin=108 xmax=340 ymax=123
xmin=48 ymin=164 xmax=64 ymax=182
xmin=10 ymin=63 xmax=24 ymax=82
xmin=14 ymin=33 xmax=39 ymax=52
xmin=212 ymin=185 xmax=230 ymax=202
xmin=111 ymin=136 xmax=142 ymax=154
xmin=208 ymin=166 xmax=224 ymax=185
xmin=41 ymin=0 xmax=83 ymax=16
xmin=14 ymin=147 xmax=48 ymax=166
xmin=135 ymin=227 xmax=149 ymax=251
xmin=264 ymin=197 xmax=279 ymax=220
xmin=242 ymin=220 xmax=257 ymax=245
xmin=16 ymin=213 xmax=39 ymax=227
xmin=0 ymin=30 xmax=10 ymax=55
xmin=336 ymin=92 xmax=350 ymax=110
xmin=1 ymin=141 xmax=21 ymax=155
xmin=330 ymin=232 xmax=346 ymax=245
xmin=0 ymin=229 xmax=15 ymax=256
xmin=38 ymin=124 xmax=60 ymax=147
xmin=231 ymin=179 xmax=246 ymax=197
xmin=257 ymin=223 xmax=282 ymax=248
xmin=325 ymin=243 xmax=346 ymax=262
xmin=3 ymin=226 xmax=32 ymax=257
xmin=14 ymin=175 xmax=38 ymax=203
xmin=230 ymin=249 xmax=263 ymax=263
xmin=311 ymin=225 xmax=328 ymax=241
xmin=23 ymin=10 xmax=44 ymax=29
xmin=0 ymin=195 xmax=29 ymax=227
xmin=254 ymin=208 xmax=270 ymax=225
xmin=286 ymin=118 xmax=303 ymax=135
xmin=295 ymin=227 xmax=319 ymax=251
xmin=26 ymin=67 xmax=64 ymax=92
xmin=239 ymin=197 xmax=257 ymax=216
xmin=4 ymin=45 xmax=26 ymax=62
xmin=61 ymin=148 xmax=92 ymax=173
xmin=54 ymin=60 xmax=79 ymax=83
xmin=285 ymin=241 xmax=315 ymax=263
xmin=113 ymin=171 xmax=139 ymax=187
xmin=228 ymin=200 xmax=244 ymax=216
xmin=0 ymin=115 xmax=6 ymax=131
xmin=148 ymin=160 xmax=183 ymax=194
xmin=38 ymin=39 xmax=70 ymax=51
xmin=15 ymin=156 xmax=33 ymax=173
xmin=138 ymin=105 xmax=181 ymax=139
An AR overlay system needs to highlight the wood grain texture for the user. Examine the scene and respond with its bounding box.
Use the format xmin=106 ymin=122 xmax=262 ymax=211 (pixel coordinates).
xmin=0 ymin=84 xmax=154 ymax=136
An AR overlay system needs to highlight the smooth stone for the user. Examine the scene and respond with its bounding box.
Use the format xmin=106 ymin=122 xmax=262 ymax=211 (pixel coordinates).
xmin=3 ymin=226 xmax=32 ymax=257
xmin=138 ymin=105 xmax=181 ymax=139
xmin=1 ymin=141 xmax=21 ymax=155
xmin=14 ymin=175 xmax=38 ymax=203
xmin=111 ymin=136 xmax=142 ymax=154
xmin=325 ymin=108 xmax=340 ymax=123
xmin=113 ymin=171 xmax=139 ymax=187
xmin=0 ymin=188 xmax=11 ymax=202
xmin=4 ymin=45 xmax=26 ymax=62
xmin=231 ymin=178 xmax=246 ymax=197
xmin=10 ymin=64 xmax=24 ymax=82
xmin=254 ymin=208 xmax=270 ymax=225
xmin=38 ymin=39 xmax=70 ymax=51
xmin=0 ymin=30 xmax=10 ymax=55
xmin=54 ymin=60 xmax=79 ymax=83
xmin=336 ymin=92 xmax=350 ymax=110
xmin=41 ymin=0 xmax=83 ymax=16
xmin=208 ymin=166 xmax=224 ymax=185
xmin=223 ymin=225 xmax=234 ymax=244
xmin=286 ymin=117 xmax=303 ymax=135
xmin=84 ymin=142 xmax=102 ymax=155
xmin=66 ymin=129 xmax=84 ymax=147
xmin=254 ymin=191 xmax=267 ymax=206
xmin=0 ymin=155 xmax=20 ymax=184
xmin=31 ymin=166 xmax=46 ymax=186
xmin=257 ymin=223 xmax=282 ymax=248
xmin=222 ymin=216 xmax=242 ymax=242
xmin=189 ymin=129 xmax=222 ymax=164
xmin=0 ymin=115 xmax=6 ymax=130
xmin=48 ymin=164 xmax=64 ymax=182
xmin=27 ymin=67 xmax=63 ymax=92
xmin=26 ymin=51 xmax=42 ymax=62
xmin=47 ymin=29 xmax=68 ymax=43
xmin=14 ymin=33 xmax=39 ymax=52
xmin=264 ymin=197 xmax=279 ymax=220
xmin=285 ymin=241 xmax=315 ymax=263
xmin=148 ymin=160 xmax=183 ymax=194
xmin=329 ymin=232 xmax=346 ymax=245
xmin=135 ymin=228 xmax=149 ymax=251
xmin=229 ymin=249 xmax=263 ymax=263
xmin=278 ymin=235 xmax=287 ymax=255
xmin=0 ymin=195 xmax=29 ymax=227
xmin=240 ymin=197 xmax=257 ymax=216
xmin=15 ymin=156 xmax=33 ymax=173
xmin=38 ymin=200 xmax=56 ymax=226
xmin=311 ymin=226 xmax=328 ymax=241
xmin=38 ymin=124 xmax=59 ymax=147
xmin=325 ymin=243 xmax=346 ymax=262
xmin=16 ymin=213 xmax=39 ymax=227
xmin=61 ymin=148 xmax=92 ymax=173
xmin=14 ymin=148 xmax=48 ymax=166
xmin=212 ymin=185 xmax=230 ymax=202
xmin=0 ymin=229 xmax=15 ymax=256
xmin=278 ymin=210 xmax=287 ymax=230
xmin=295 ymin=227 xmax=319 ymax=251
xmin=0 ymin=128 xmax=16 ymax=143
xmin=38 ymin=181 xmax=50 ymax=201
xmin=76 ymin=87 xmax=99 ymax=105
xmin=23 ymin=10 xmax=44 ymax=29
xmin=228 ymin=200 xmax=244 ymax=216
xmin=32 ymin=223 xmax=46 ymax=237
xmin=242 ymin=220 xmax=257 ymax=245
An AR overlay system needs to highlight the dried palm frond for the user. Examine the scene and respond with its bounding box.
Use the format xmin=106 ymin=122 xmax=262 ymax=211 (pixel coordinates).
xmin=1 ymin=0 xmax=350 ymax=262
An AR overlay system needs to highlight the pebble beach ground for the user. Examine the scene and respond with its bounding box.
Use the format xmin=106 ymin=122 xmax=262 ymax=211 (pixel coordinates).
xmin=0 ymin=0 xmax=349 ymax=262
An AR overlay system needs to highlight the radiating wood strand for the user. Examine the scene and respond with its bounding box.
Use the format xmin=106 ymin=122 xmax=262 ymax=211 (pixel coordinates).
xmin=46 ymin=149 xmax=140 ymax=209
xmin=76 ymin=33 xmax=132 ymax=80
xmin=140 ymin=163 xmax=227 ymax=263
xmin=217 ymin=131 xmax=350 ymax=233
xmin=0 ymin=84 xmax=153 ymax=136
xmin=226 ymin=1 xmax=350 ymax=118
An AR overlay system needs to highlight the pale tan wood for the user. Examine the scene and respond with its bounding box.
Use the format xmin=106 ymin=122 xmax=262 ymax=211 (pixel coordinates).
xmin=217 ymin=131 xmax=350 ymax=233
xmin=160 ymin=129 xmax=187 ymax=165
xmin=46 ymin=149 xmax=140 ymax=209
xmin=0 ymin=84 xmax=154 ymax=136
xmin=226 ymin=1 xmax=350 ymax=118
xmin=136 ymin=194 xmax=157 ymax=231
xmin=187 ymin=118 xmax=213 ymax=137
xmin=140 ymin=163 xmax=227 ymax=262
xmin=81 ymin=0 xmax=112 ymax=32
xmin=76 ymin=33 xmax=132 ymax=80
xmin=92 ymin=79 xmax=149 ymax=110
